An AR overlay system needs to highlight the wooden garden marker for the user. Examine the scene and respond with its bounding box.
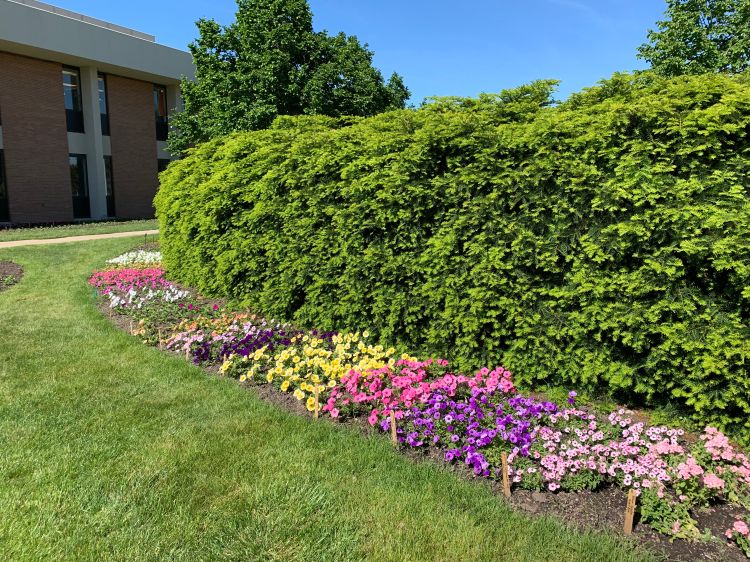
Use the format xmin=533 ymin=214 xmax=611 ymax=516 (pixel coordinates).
xmin=129 ymin=319 xmax=133 ymax=335
xmin=313 ymin=386 xmax=320 ymax=419
xmin=501 ymin=452 xmax=511 ymax=498
xmin=623 ymin=489 xmax=637 ymax=535
xmin=185 ymin=347 xmax=190 ymax=361
xmin=157 ymin=328 xmax=162 ymax=349
xmin=389 ymin=410 xmax=398 ymax=448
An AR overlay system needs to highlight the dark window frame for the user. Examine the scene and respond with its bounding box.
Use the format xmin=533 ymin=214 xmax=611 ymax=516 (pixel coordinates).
xmin=69 ymin=153 xmax=90 ymax=219
xmin=98 ymin=73 xmax=110 ymax=136
xmin=154 ymin=84 xmax=168 ymax=141
xmin=104 ymin=155 xmax=115 ymax=217
xmin=0 ymin=150 xmax=9 ymax=223
xmin=63 ymin=66 xmax=85 ymax=134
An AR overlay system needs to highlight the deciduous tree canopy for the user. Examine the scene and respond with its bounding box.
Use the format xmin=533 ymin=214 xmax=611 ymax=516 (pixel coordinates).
xmin=638 ymin=0 xmax=750 ymax=76
xmin=169 ymin=0 xmax=409 ymax=154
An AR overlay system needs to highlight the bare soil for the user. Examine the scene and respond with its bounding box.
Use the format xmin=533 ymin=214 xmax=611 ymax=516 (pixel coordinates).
xmin=0 ymin=261 xmax=23 ymax=291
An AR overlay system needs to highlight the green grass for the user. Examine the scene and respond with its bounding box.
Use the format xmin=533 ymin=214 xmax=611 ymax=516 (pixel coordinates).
xmin=0 ymin=219 xmax=158 ymax=242
xmin=0 ymin=240 xmax=657 ymax=562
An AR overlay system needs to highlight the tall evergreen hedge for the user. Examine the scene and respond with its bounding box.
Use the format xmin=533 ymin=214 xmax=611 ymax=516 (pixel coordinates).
xmin=155 ymin=73 xmax=750 ymax=442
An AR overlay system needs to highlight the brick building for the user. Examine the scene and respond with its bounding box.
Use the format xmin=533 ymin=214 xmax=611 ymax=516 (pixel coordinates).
xmin=0 ymin=0 xmax=194 ymax=224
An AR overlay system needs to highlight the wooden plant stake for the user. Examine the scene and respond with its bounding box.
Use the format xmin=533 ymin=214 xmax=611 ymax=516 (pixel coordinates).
xmin=129 ymin=319 xmax=134 ymax=335
xmin=313 ymin=385 xmax=320 ymax=419
xmin=185 ymin=347 xmax=190 ymax=362
xmin=390 ymin=410 xmax=398 ymax=448
xmin=623 ymin=489 xmax=637 ymax=535
xmin=157 ymin=328 xmax=162 ymax=349
xmin=501 ymin=452 xmax=511 ymax=498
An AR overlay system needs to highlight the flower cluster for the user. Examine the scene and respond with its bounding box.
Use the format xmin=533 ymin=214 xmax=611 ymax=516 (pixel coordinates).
xmin=725 ymin=518 xmax=750 ymax=557
xmin=532 ymin=409 xmax=686 ymax=494
xmin=89 ymin=268 xmax=189 ymax=309
xmin=106 ymin=250 xmax=162 ymax=266
xmin=240 ymin=331 xmax=393 ymax=411
xmin=322 ymin=361 xmax=515 ymax=423
xmin=393 ymin=388 xmax=556 ymax=477
xmin=166 ymin=313 xmax=290 ymax=364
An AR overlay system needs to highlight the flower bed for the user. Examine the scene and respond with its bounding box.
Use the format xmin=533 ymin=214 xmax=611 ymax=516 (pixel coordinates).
xmin=90 ymin=251 xmax=750 ymax=559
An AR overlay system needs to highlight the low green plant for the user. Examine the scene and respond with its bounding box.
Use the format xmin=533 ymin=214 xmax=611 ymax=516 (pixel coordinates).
xmin=638 ymin=489 xmax=701 ymax=540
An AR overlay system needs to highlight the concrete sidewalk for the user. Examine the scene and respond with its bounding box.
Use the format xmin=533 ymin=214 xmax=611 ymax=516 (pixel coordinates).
xmin=0 ymin=229 xmax=158 ymax=249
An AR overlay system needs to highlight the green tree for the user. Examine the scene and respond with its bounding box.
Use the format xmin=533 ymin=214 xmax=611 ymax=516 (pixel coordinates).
xmin=169 ymin=0 xmax=409 ymax=154
xmin=638 ymin=0 xmax=750 ymax=76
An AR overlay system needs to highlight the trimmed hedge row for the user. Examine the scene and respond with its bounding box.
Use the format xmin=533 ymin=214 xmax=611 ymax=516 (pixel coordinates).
xmin=155 ymin=73 xmax=750 ymax=442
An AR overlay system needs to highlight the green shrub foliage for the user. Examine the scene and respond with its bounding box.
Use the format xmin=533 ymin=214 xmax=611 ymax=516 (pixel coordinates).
xmin=156 ymin=73 xmax=750 ymax=443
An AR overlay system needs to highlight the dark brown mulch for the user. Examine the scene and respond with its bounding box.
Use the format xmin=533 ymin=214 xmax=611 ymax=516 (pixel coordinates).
xmin=139 ymin=241 xmax=160 ymax=252
xmin=0 ymin=261 xmax=23 ymax=292
xmin=99 ymin=302 xmax=749 ymax=562
xmin=508 ymin=488 xmax=747 ymax=562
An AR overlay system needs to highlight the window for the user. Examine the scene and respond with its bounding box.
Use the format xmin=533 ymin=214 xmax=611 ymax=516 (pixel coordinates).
xmin=154 ymin=85 xmax=168 ymax=141
xmin=69 ymin=154 xmax=90 ymax=219
xmin=98 ymin=74 xmax=110 ymax=136
xmin=63 ymin=67 xmax=84 ymax=133
xmin=104 ymin=156 xmax=115 ymax=217
xmin=0 ymin=150 xmax=8 ymax=222
xmin=157 ymin=158 xmax=171 ymax=174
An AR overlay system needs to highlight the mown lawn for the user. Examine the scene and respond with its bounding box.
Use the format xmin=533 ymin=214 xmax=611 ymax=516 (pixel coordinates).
xmin=0 ymin=239 xmax=655 ymax=561
xmin=0 ymin=219 xmax=157 ymax=242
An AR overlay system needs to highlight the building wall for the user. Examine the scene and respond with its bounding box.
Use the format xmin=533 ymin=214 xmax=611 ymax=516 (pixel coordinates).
xmin=0 ymin=0 xmax=195 ymax=85
xmin=0 ymin=52 xmax=71 ymax=223
xmin=107 ymin=75 xmax=158 ymax=219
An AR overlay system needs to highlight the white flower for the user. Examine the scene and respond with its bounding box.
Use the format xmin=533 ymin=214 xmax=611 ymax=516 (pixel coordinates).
xmin=106 ymin=250 xmax=162 ymax=266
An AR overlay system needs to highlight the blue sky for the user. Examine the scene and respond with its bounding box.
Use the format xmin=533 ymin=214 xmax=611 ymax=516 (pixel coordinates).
xmin=53 ymin=0 xmax=667 ymax=104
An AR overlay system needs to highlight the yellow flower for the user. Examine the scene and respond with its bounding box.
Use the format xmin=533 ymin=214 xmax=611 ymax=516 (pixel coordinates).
xmin=280 ymin=380 xmax=290 ymax=392
xmin=266 ymin=372 xmax=274 ymax=383
xmin=293 ymin=389 xmax=305 ymax=400
xmin=363 ymin=330 xmax=370 ymax=338
xmin=306 ymin=396 xmax=316 ymax=411
xmin=239 ymin=374 xmax=247 ymax=382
